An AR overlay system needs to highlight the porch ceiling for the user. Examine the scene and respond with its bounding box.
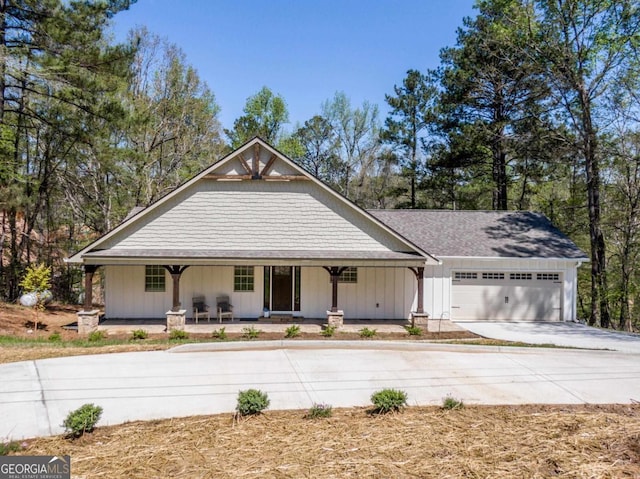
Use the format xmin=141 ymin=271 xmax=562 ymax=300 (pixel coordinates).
xmin=81 ymin=248 xmax=429 ymax=267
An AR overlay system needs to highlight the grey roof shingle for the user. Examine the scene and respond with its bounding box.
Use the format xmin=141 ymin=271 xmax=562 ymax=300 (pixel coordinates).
xmin=369 ymin=210 xmax=587 ymax=259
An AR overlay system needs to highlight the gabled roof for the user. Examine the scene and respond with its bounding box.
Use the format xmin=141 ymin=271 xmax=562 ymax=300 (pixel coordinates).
xmin=67 ymin=137 xmax=437 ymax=265
xmin=369 ymin=210 xmax=588 ymax=260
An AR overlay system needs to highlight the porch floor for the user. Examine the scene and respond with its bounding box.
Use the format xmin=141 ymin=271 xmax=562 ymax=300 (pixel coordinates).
xmin=98 ymin=318 xmax=412 ymax=335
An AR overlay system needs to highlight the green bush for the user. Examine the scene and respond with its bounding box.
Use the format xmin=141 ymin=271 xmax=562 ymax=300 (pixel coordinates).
xmin=242 ymin=326 xmax=261 ymax=339
xmin=131 ymin=329 xmax=148 ymax=340
xmin=236 ymin=389 xmax=270 ymax=416
xmin=169 ymin=329 xmax=189 ymax=340
xmin=306 ymin=403 xmax=333 ymax=419
xmin=87 ymin=330 xmax=106 ymax=342
xmin=321 ymin=325 xmax=337 ymax=337
xmin=0 ymin=441 xmax=22 ymax=455
xmin=442 ymin=395 xmax=464 ymax=410
xmin=48 ymin=332 xmax=62 ymax=342
xmin=285 ymin=324 xmax=301 ymax=338
xmin=404 ymin=325 xmax=423 ymax=336
xmin=212 ymin=327 xmax=227 ymax=340
xmin=370 ymin=388 xmax=408 ymax=414
xmin=62 ymin=403 xmax=103 ymax=438
xmin=359 ymin=327 xmax=377 ymax=338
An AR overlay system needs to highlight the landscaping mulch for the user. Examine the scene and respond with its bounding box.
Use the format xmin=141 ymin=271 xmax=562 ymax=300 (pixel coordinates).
xmin=19 ymin=404 xmax=640 ymax=478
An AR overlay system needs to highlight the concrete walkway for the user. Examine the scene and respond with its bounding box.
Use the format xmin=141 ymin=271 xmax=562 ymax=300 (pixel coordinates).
xmin=2 ymin=341 xmax=640 ymax=440
xmin=457 ymin=321 xmax=640 ymax=353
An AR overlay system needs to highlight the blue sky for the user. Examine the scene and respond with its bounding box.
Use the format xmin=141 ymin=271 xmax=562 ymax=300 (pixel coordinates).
xmin=110 ymin=0 xmax=477 ymax=133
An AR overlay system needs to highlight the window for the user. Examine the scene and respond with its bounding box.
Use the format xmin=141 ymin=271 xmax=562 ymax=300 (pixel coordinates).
xmin=482 ymin=272 xmax=505 ymax=280
xmin=145 ymin=265 xmax=165 ymax=292
xmin=234 ymin=266 xmax=254 ymax=292
xmin=454 ymin=272 xmax=477 ymax=280
xmin=537 ymin=273 xmax=560 ymax=281
xmin=510 ymin=273 xmax=532 ymax=280
xmin=338 ymin=267 xmax=358 ymax=283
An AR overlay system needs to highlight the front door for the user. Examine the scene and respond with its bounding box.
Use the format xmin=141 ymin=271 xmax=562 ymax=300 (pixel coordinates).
xmin=272 ymin=266 xmax=292 ymax=311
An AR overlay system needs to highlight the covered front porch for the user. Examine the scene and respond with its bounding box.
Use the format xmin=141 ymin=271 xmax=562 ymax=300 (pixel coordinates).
xmin=78 ymin=254 xmax=429 ymax=334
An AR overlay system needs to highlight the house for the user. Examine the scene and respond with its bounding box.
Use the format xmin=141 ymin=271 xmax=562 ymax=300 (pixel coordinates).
xmin=67 ymin=138 xmax=587 ymax=332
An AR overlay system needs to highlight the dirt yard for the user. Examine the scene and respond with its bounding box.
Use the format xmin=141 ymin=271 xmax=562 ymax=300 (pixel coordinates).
xmin=16 ymin=404 xmax=640 ymax=478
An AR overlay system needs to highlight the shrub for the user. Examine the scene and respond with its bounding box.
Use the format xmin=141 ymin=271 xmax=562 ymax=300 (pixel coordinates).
xmin=131 ymin=329 xmax=148 ymax=340
xmin=404 ymin=325 xmax=423 ymax=336
xmin=359 ymin=327 xmax=377 ymax=338
xmin=87 ymin=330 xmax=106 ymax=342
xmin=442 ymin=395 xmax=464 ymax=410
xmin=370 ymin=388 xmax=408 ymax=414
xmin=212 ymin=327 xmax=227 ymax=340
xmin=0 ymin=441 xmax=22 ymax=455
xmin=242 ymin=326 xmax=261 ymax=339
xmin=62 ymin=403 xmax=103 ymax=438
xmin=306 ymin=403 xmax=333 ymax=419
xmin=169 ymin=329 xmax=189 ymax=340
xmin=236 ymin=389 xmax=270 ymax=416
xmin=285 ymin=324 xmax=301 ymax=338
xmin=48 ymin=332 xmax=62 ymax=342
xmin=321 ymin=325 xmax=337 ymax=337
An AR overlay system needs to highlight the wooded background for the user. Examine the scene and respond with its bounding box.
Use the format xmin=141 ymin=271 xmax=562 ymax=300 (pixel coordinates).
xmin=1 ymin=0 xmax=639 ymax=330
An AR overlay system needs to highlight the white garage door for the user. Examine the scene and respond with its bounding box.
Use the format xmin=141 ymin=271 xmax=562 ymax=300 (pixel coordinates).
xmin=451 ymin=271 xmax=562 ymax=321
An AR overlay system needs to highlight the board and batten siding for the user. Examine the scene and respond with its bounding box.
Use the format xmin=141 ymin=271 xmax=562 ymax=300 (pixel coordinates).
xmin=424 ymin=258 xmax=579 ymax=322
xmin=100 ymin=180 xmax=409 ymax=253
xmin=105 ymin=265 xmax=416 ymax=319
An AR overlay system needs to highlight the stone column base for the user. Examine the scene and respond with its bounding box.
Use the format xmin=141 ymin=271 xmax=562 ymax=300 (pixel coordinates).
xmin=166 ymin=309 xmax=186 ymax=331
xmin=326 ymin=310 xmax=344 ymax=328
xmin=410 ymin=312 xmax=429 ymax=327
xmin=77 ymin=310 xmax=100 ymax=335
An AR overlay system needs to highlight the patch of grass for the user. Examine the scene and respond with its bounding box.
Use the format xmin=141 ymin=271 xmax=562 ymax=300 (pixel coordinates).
xmin=404 ymin=325 xmax=423 ymax=336
xmin=168 ymin=329 xmax=189 ymax=340
xmin=87 ymin=330 xmax=106 ymax=342
xmin=236 ymin=389 xmax=269 ymax=416
xmin=62 ymin=403 xmax=103 ymax=438
xmin=130 ymin=329 xmax=149 ymax=340
xmin=285 ymin=324 xmax=301 ymax=338
xmin=0 ymin=335 xmax=50 ymax=345
xmin=242 ymin=326 xmax=261 ymax=340
xmin=321 ymin=325 xmax=337 ymax=337
xmin=0 ymin=440 xmax=23 ymax=455
xmin=359 ymin=327 xmax=376 ymax=338
xmin=442 ymin=395 xmax=464 ymax=410
xmin=370 ymin=388 xmax=408 ymax=414
xmin=305 ymin=403 xmax=333 ymax=419
xmin=211 ymin=327 xmax=227 ymax=340
xmin=48 ymin=332 xmax=62 ymax=342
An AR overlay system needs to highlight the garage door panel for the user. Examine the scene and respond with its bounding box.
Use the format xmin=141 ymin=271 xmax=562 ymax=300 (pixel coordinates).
xmin=452 ymin=274 xmax=561 ymax=321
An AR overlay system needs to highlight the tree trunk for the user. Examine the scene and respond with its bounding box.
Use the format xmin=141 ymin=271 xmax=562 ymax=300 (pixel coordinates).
xmin=582 ymin=98 xmax=610 ymax=328
xmin=0 ymin=0 xmax=6 ymax=125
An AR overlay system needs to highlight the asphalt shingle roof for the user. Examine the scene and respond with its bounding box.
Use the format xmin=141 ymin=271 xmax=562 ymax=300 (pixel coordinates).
xmin=369 ymin=210 xmax=587 ymax=259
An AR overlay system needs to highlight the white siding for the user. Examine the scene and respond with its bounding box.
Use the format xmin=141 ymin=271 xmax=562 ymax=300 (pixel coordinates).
xmin=105 ymin=265 xmax=415 ymax=320
xmin=104 ymin=260 xmax=581 ymax=322
xmin=101 ymin=180 xmax=408 ymax=253
xmin=424 ymin=258 xmax=581 ymax=322
xmin=344 ymin=267 xmax=414 ymax=319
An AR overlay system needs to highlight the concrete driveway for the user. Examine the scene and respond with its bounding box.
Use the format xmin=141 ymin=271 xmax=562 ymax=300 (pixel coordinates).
xmin=457 ymin=321 xmax=640 ymax=353
xmin=2 ymin=341 xmax=640 ymax=440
